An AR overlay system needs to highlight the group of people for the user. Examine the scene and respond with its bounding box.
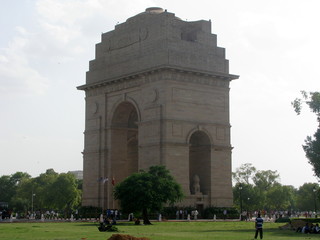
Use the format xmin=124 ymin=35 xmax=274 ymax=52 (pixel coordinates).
xmin=175 ymin=209 xmax=199 ymax=220
xmin=297 ymin=223 xmax=320 ymax=234
xmin=242 ymin=209 xmax=319 ymax=222
xmin=0 ymin=209 xmax=11 ymax=220
xmin=175 ymin=209 xmax=188 ymax=219
xmin=106 ymin=209 xmax=121 ymax=220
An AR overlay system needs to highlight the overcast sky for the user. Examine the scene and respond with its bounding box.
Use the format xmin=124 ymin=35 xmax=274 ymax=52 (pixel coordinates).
xmin=1 ymin=0 xmax=319 ymax=188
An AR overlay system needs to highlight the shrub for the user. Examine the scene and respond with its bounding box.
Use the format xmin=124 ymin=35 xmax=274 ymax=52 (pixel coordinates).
xmin=290 ymin=218 xmax=320 ymax=223
xmin=275 ymin=217 xmax=290 ymax=223
xmin=107 ymin=225 xmax=119 ymax=232
xmin=78 ymin=206 xmax=102 ymax=219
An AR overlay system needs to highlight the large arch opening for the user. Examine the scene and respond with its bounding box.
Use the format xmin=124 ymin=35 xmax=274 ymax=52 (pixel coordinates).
xmin=110 ymin=102 xmax=139 ymax=182
xmin=189 ymin=131 xmax=211 ymax=195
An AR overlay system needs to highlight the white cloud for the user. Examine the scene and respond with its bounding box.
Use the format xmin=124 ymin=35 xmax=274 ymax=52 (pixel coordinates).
xmin=0 ymin=0 xmax=157 ymax=96
xmin=0 ymin=28 xmax=49 ymax=96
xmin=40 ymin=22 xmax=81 ymax=45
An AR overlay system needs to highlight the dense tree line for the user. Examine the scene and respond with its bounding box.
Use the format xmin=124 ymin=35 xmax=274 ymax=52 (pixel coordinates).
xmin=233 ymin=163 xmax=319 ymax=213
xmin=0 ymin=169 xmax=81 ymax=216
xmin=1 ymin=164 xmax=319 ymax=219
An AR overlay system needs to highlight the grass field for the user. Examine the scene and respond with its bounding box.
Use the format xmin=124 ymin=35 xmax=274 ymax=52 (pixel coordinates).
xmin=0 ymin=220 xmax=319 ymax=240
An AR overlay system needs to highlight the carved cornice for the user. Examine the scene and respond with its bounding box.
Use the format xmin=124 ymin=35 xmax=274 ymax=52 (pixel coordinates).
xmin=138 ymin=118 xmax=231 ymax=128
xmin=139 ymin=141 xmax=232 ymax=149
xmin=77 ymin=65 xmax=239 ymax=96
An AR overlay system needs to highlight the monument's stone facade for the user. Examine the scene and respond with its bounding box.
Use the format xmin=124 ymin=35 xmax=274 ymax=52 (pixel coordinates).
xmin=78 ymin=7 xmax=238 ymax=209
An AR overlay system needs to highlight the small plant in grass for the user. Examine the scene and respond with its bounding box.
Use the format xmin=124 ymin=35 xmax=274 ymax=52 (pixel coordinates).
xmin=98 ymin=223 xmax=119 ymax=232
xmin=107 ymin=225 xmax=119 ymax=232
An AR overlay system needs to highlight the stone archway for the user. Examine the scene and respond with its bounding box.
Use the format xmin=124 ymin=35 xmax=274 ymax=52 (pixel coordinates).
xmin=110 ymin=101 xmax=139 ymax=183
xmin=189 ymin=131 xmax=211 ymax=195
xmin=79 ymin=8 xmax=237 ymax=208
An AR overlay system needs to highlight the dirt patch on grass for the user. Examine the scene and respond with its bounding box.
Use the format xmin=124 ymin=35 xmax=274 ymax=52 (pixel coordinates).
xmin=107 ymin=234 xmax=150 ymax=240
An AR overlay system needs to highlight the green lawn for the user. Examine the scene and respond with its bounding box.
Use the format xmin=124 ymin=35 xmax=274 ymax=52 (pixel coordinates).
xmin=0 ymin=220 xmax=319 ymax=240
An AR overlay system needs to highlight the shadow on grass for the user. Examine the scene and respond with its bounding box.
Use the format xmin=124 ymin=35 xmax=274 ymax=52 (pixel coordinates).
xmin=75 ymin=222 xmax=138 ymax=227
xmin=265 ymin=229 xmax=320 ymax=238
xmin=74 ymin=223 xmax=97 ymax=227
xmin=200 ymin=228 xmax=253 ymax=233
xmin=201 ymin=227 xmax=320 ymax=239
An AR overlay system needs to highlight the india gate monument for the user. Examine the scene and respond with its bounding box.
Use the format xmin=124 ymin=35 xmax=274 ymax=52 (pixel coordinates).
xmin=77 ymin=7 xmax=238 ymax=210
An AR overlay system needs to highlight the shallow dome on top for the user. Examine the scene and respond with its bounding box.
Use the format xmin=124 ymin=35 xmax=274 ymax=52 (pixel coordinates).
xmin=145 ymin=7 xmax=164 ymax=14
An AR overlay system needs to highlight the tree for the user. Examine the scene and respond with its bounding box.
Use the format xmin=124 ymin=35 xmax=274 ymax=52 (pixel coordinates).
xmin=46 ymin=173 xmax=81 ymax=215
xmin=252 ymin=170 xmax=280 ymax=209
xmin=10 ymin=197 xmax=29 ymax=212
xmin=304 ymin=129 xmax=320 ymax=178
xmin=292 ymin=91 xmax=320 ymax=119
xmin=114 ymin=165 xmax=184 ymax=224
xmin=32 ymin=169 xmax=59 ymax=210
xmin=233 ymin=182 xmax=261 ymax=212
xmin=0 ymin=175 xmax=15 ymax=204
xmin=292 ymin=91 xmax=320 ymax=178
xmin=296 ymin=183 xmax=320 ymax=211
xmin=253 ymin=170 xmax=280 ymax=191
xmin=265 ymin=184 xmax=295 ymax=211
xmin=10 ymin=172 xmax=31 ymax=184
xmin=232 ymin=164 xmax=299 ymax=211
xmin=284 ymin=185 xmax=297 ymax=211
xmin=13 ymin=169 xmax=81 ymax=213
xmin=0 ymin=172 xmax=31 ymax=209
xmin=232 ymin=163 xmax=256 ymax=184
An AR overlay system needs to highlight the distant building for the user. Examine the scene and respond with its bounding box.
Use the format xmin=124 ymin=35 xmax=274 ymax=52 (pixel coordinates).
xmin=78 ymin=7 xmax=238 ymax=210
xmin=68 ymin=170 xmax=83 ymax=180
